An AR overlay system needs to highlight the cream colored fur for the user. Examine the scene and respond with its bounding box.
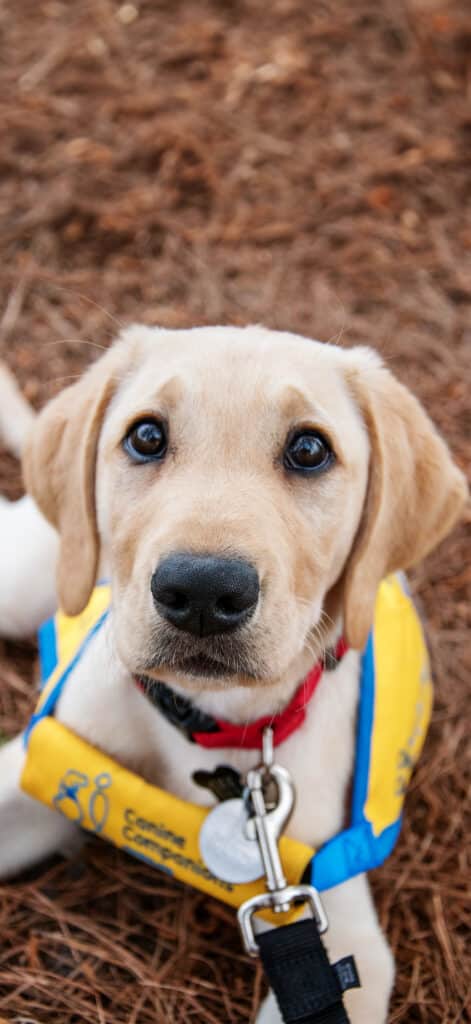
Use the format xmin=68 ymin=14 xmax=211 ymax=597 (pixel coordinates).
xmin=0 ymin=326 xmax=467 ymax=1023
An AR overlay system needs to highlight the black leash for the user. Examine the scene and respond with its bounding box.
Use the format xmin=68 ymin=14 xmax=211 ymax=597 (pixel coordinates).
xmin=236 ymin=727 xmax=360 ymax=1024
xmin=257 ymin=918 xmax=360 ymax=1024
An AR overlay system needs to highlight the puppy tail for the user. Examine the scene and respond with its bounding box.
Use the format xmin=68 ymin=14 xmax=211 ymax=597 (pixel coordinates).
xmin=0 ymin=361 xmax=35 ymax=458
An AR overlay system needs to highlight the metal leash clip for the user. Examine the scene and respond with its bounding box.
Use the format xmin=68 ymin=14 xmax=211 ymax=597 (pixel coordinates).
xmin=237 ymin=726 xmax=328 ymax=957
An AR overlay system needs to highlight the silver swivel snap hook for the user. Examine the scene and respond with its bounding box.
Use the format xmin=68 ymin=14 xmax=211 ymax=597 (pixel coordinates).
xmin=238 ymin=726 xmax=328 ymax=957
xmin=243 ymin=747 xmax=295 ymax=907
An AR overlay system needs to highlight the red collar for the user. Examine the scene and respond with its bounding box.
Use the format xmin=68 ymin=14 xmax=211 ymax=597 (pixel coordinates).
xmin=135 ymin=637 xmax=348 ymax=751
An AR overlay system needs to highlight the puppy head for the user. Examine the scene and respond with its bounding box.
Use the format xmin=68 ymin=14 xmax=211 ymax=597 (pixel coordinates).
xmin=23 ymin=326 xmax=468 ymax=691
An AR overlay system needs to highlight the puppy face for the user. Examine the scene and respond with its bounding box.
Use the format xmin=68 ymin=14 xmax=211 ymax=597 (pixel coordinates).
xmin=23 ymin=325 xmax=468 ymax=693
xmin=95 ymin=327 xmax=369 ymax=688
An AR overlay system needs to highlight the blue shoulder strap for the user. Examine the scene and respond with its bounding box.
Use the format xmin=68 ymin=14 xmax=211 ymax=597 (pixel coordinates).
xmin=308 ymin=632 xmax=398 ymax=891
xmin=25 ymin=609 xmax=109 ymax=748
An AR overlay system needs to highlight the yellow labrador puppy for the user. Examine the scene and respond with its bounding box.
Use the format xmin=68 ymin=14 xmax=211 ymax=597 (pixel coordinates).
xmin=0 ymin=325 xmax=467 ymax=1023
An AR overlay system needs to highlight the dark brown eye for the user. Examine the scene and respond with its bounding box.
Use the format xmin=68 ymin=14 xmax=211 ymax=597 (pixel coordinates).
xmin=284 ymin=431 xmax=334 ymax=473
xmin=123 ymin=419 xmax=167 ymax=462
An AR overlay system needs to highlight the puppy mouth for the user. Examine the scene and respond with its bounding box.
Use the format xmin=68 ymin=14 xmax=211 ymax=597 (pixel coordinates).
xmin=176 ymin=654 xmax=236 ymax=678
xmin=146 ymin=650 xmax=261 ymax=681
xmin=139 ymin=627 xmax=265 ymax=682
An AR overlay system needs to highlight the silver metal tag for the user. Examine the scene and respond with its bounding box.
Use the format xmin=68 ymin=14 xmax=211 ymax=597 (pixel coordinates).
xmin=199 ymin=798 xmax=264 ymax=884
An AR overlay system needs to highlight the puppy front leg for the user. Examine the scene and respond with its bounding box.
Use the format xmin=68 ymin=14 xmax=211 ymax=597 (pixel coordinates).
xmin=255 ymin=874 xmax=394 ymax=1024
xmin=0 ymin=735 xmax=82 ymax=879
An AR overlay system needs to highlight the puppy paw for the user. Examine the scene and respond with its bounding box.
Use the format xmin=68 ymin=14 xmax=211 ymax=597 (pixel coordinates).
xmin=254 ymin=991 xmax=282 ymax=1024
xmin=344 ymin=937 xmax=395 ymax=1024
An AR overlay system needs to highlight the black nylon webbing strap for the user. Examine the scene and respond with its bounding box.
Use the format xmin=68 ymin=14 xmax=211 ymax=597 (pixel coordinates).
xmin=257 ymin=919 xmax=353 ymax=1024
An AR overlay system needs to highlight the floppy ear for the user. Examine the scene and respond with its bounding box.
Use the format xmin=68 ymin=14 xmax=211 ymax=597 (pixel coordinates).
xmin=342 ymin=351 xmax=468 ymax=649
xmin=22 ymin=347 xmax=125 ymax=616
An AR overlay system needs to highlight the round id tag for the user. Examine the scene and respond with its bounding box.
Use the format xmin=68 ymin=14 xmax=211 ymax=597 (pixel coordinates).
xmin=199 ymin=798 xmax=264 ymax=884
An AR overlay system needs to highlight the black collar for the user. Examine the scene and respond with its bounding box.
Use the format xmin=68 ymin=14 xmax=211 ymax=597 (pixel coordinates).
xmin=135 ymin=677 xmax=218 ymax=740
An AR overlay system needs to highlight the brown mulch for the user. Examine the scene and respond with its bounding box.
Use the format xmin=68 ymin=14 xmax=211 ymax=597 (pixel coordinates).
xmin=0 ymin=0 xmax=470 ymax=1022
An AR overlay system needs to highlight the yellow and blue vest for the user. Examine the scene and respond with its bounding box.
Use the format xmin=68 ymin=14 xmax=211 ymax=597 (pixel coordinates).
xmin=21 ymin=574 xmax=432 ymax=915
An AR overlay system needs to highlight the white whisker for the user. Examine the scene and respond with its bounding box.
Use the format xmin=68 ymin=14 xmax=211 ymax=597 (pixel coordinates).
xmin=44 ymin=338 xmax=110 ymax=353
xmin=44 ymin=283 xmax=124 ymax=329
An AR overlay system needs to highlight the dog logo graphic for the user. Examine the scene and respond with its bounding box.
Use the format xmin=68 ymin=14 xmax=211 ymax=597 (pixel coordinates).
xmin=53 ymin=770 xmax=112 ymax=832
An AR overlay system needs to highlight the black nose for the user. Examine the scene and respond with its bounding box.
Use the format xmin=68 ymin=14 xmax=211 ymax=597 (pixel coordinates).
xmin=150 ymin=553 xmax=260 ymax=637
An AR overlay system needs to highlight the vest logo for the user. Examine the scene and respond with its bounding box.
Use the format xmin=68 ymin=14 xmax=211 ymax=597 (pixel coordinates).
xmin=53 ymin=769 xmax=112 ymax=833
